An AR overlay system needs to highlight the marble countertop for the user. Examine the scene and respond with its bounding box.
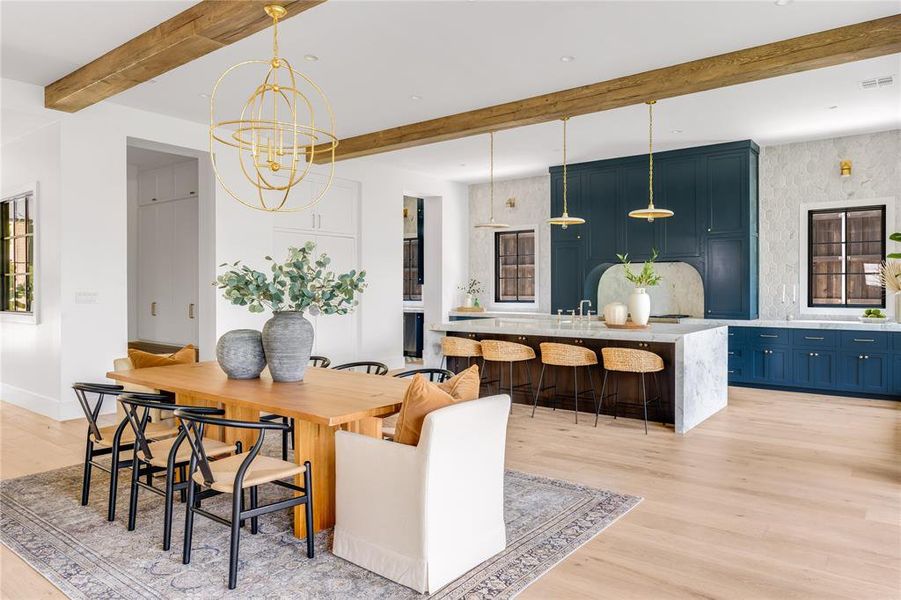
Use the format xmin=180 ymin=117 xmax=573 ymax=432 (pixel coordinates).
xmin=432 ymin=317 xmax=724 ymax=343
xmin=446 ymin=310 xmax=901 ymax=332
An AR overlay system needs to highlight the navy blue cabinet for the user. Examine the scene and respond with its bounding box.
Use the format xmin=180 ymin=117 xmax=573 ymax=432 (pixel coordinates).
xmin=550 ymin=141 xmax=758 ymax=317
xmin=728 ymin=326 xmax=898 ymax=399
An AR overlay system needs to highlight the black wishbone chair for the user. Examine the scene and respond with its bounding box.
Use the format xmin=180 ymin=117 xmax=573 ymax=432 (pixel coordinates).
xmin=73 ymin=383 xmax=179 ymax=522
xmin=175 ymin=409 xmax=314 ymax=590
xmin=309 ymin=355 xmax=331 ymax=368
xmin=392 ymin=368 xmax=455 ymax=383
xmin=332 ymin=361 xmax=389 ymax=375
xmin=118 ymin=394 xmax=241 ymax=551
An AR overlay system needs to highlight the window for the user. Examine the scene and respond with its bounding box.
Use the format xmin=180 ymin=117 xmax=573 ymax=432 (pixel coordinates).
xmin=403 ymin=238 xmax=422 ymax=301
xmin=1 ymin=193 xmax=35 ymax=314
xmin=495 ymin=230 xmax=535 ymax=303
xmin=808 ymin=205 xmax=885 ymax=308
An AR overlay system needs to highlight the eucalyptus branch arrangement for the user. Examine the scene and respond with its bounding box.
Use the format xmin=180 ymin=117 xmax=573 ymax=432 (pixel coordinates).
xmin=216 ymin=242 xmax=367 ymax=314
xmin=458 ymin=278 xmax=484 ymax=296
xmin=617 ymin=248 xmax=662 ymax=288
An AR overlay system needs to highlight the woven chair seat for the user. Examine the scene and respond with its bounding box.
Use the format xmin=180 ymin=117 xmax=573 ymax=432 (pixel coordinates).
xmin=480 ymin=340 xmax=536 ymax=362
xmin=601 ymin=347 xmax=664 ymax=373
xmin=441 ymin=336 xmax=483 ymax=358
xmin=141 ymin=436 xmax=237 ymax=468
xmin=539 ymin=342 xmax=598 ymax=367
xmin=90 ymin=421 xmax=179 ymax=448
xmin=192 ymin=453 xmax=307 ymax=493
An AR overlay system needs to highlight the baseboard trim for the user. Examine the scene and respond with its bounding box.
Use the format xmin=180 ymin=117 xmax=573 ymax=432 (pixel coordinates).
xmin=1 ymin=384 xmax=117 ymax=421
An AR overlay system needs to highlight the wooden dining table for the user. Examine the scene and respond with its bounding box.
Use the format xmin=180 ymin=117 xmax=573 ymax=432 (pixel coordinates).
xmin=106 ymin=361 xmax=409 ymax=538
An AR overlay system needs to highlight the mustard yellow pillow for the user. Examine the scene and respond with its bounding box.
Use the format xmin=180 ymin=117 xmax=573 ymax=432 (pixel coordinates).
xmin=437 ymin=364 xmax=480 ymax=401
xmin=128 ymin=345 xmax=196 ymax=369
xmin=394 ymin=375 xmax=457 ymax=446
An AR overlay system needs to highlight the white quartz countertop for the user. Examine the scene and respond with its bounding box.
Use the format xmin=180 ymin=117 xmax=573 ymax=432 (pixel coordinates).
xmin=433 ymin=317 xmax=724 ymax=343
xmin=447 ymin=310 xmax=901 ymax=332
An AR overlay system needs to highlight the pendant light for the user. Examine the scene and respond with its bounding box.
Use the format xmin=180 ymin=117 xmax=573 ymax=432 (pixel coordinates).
xmin=474 ymin=131 xmax=509 ymax=229
xmin=547 ymin=116 xmax=585 ymax=229
xmin=628 ymin=100 xmax=674 ymax=222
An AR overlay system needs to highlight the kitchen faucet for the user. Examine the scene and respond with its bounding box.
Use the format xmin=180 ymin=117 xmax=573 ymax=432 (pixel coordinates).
xmin=578 ymin=300 xmax=592 ymax=321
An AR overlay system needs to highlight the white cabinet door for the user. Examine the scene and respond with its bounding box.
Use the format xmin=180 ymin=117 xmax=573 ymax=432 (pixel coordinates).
xmin=315 ymin=178 xmax=358 ymax=236
xmin=154 ymin=166 xmax=175 ymax=204
xmin=172 ymin=198 xmax=199 ymax=345
xmin=137 ymin=170 xmax=157 ymax=206
xmin=137 ymin=203 xmax=160 ymax=341
xmin=308 ymin=234 xmax=358 ymax=365
xmin=173 ymin=160 xmax=198 ymax=200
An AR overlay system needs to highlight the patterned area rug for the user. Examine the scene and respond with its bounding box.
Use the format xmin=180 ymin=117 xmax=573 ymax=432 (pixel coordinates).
xmin=1 ymin=456 xmax=640 ymax=599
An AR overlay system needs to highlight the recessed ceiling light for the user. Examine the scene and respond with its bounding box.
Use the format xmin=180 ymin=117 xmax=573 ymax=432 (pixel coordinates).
xmin=460 ymin=163 xmax=467 ymax=167
xmin=560 ymin=55 xmax=575 ymax=63
xmin=199 ymin=93 xmax=209 ymax=99
xmin=827 ymin=105 xmax=839 ymax=110
xmin=774 ymin=0 xmax=792 ymax=5
xmin=410 ymin=95 xmax=422 ymax=101
xmin=304 ymin=54 xmax=319 ymax=62
xmin=671 ymin=129 xmax=684 ymax=134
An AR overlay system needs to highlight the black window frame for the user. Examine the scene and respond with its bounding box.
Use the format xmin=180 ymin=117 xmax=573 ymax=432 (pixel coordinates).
xmin=1 ymin=192 xmax=35 ymax=315
xmin=494 ymin=229 xmax=536 ymax=304
xmin=807 ymin=204 xmax=886 ymax=309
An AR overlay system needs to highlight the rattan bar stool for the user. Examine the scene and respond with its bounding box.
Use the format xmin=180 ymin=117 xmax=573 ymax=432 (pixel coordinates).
xmin=440 ymin=336 xmax=483 ymax=373
xmin=597 ymin=347 xmax=664 ymax=434
xmin=533 ymin=342 xmax=599 ymax=424
xmin=480 ymin=339 xmax=535 ymax=408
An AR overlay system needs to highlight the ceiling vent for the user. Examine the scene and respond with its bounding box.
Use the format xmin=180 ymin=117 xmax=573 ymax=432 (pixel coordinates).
xmin=860 ymin=75 xmax=894 ymax=90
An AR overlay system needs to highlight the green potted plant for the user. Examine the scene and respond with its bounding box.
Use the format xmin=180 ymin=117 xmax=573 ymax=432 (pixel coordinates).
xmin=616 ymin=249 xmax=662 ymax=326
xmin=458 ymin=278 xmax=483 ymax=308
xmin=216 ymin=242 xmax=366 ymax=382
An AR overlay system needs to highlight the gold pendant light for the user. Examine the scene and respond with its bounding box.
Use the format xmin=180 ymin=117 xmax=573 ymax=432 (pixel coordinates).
xmin=548 ymin=116 xmax=585 ymax=229
xmin=475 ymin=131 xmax=509 ymax=229
xmin=209 ymin=4 xmax=338 ymax=212
xmin=628 ymin=100 xmax=674 ymax=222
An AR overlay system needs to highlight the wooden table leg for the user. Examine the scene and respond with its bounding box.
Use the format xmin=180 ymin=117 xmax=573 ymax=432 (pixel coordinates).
xmin=292 ymin=416 xmax=383 ymax=539
xmin=175 ymin=393 xmax=223 ymax=440
xmin=222 ymin=405 xmax=260 ymax=449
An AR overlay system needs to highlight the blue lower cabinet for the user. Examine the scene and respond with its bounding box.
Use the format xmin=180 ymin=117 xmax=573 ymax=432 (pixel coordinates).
xmin=750 ymin=347 xmax=792 ymax=385
xmin=893 ymin=355 xmax=901 ymax=395
xmin=793 ymin=350 xmax=836 ymax=388
xmin=837 ymin=351 xmax=891 ymax=395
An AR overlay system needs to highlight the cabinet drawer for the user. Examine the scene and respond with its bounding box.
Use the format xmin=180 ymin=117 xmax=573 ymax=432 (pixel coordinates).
xmin=840 ymin=331 xmax=890 ymax=351
xmin=727 ymin=326 xmax=747 ymax=348
xmin=749 ymin=327 xmax=790 ymax=346
xmin=791 ymin=330 xmax=838 ymax=349
xmin=727 ymin=347 xmax=745 ymax=360
xmin=893 ymin=333 xmax=901 ymax=353
xmin=727 ymin=363 xmax=747 ymax=382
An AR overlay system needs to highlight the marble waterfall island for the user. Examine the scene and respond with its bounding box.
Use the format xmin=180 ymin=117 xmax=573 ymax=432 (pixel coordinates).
xmin=433 ymin=318 xmax=728 ymax=433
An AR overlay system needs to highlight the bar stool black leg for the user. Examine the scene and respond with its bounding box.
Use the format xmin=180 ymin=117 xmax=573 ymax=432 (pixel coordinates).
xmin=653 ymin=372 xmax=664 ymax=423
xmin=573 ymin=366 xmax=579 ymax=424
xmin=179 ymin=465 xmax=187 ymax=503
xmin=508 ymin=361 xmax=514 ymax=404
xmin=523 ymin=361 xmax=534 ymax=415
xmin=108 ymin=446 xmax=120 ymax=522
xmin=587 ymin=366 xmax=599 ymax=418
xmin=595 ymin=369 xmax=609 ymax=427
xmin=640 ymin=372 xmax=649 ymax=435
xmin=81 ymin=439 xmax=93 ymax=506
xmin=613 ymin=372 xmax=619 ymax=419
xmin=532 ymin=364 xmax=545 ymax=417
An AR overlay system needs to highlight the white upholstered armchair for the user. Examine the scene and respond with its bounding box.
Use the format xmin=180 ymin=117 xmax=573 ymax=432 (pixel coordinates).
xmin=334 ymin=394 xmax=511 ymax=593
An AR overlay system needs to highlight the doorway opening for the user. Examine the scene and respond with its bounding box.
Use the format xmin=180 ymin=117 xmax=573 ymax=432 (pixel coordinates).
xmin=127 ymin=146 xmax=200 ymax=353
xmin=403 ymin=196 xmax=424 ymax=363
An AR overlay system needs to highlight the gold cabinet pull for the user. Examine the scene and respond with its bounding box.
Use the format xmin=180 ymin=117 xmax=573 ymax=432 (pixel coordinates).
xmin=151 ymin=301 xmax=157 ymax=316
xmin=189 ymin=303 xmax=195 ymax=319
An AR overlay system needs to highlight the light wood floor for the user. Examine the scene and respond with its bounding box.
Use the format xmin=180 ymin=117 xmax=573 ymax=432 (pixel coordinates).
xmin=1 ymin=387 xmax=899 ymax=599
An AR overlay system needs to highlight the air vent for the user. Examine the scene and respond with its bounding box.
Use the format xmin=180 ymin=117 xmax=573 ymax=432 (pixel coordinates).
xmin=860 ymin=75 xmax=894 ymax=90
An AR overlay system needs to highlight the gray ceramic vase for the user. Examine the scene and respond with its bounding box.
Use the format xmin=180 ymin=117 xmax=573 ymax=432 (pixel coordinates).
xmin=216 ymin=329 xmax=267 ymax=379
xmin=261 ymin=311 xmax=314 ymax=382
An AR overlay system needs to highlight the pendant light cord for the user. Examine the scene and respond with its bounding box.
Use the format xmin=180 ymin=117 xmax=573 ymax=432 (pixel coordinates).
xmin=647 ymin=101 xmax=654 ymax=209
xmin=562 ymin=116 xmax=569 ymax=214
xmin=489 ymin=131 xmax=495 ymax=221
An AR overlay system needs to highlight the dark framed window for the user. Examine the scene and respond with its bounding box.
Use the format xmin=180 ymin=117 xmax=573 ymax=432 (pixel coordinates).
xmin=403 ymin=238 xmax=422 ymax=301
xmin=808 ymin=205 xmax=885 ymax=308
xmin=1 ymin=193 xmax=35 ymax=314
xmin=495 ymin=230 xmax=535 ymax=303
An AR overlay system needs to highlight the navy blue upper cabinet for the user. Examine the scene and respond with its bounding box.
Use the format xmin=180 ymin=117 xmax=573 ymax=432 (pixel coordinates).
xmin=550 ymin=140 xmax=759 ymax=318
xmin=658 ymin=156 xmax=702 ymax=258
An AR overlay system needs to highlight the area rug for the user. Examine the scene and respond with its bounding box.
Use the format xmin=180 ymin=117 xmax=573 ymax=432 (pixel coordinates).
xmin=1 ymin=457 xmax=640 ymax=599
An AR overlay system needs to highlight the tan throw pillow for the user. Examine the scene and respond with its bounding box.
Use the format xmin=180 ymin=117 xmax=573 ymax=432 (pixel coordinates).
xmin=394 ymin=375 xmax=457 ymax=446
xmin=128 ymin=345 xmax=196 ymax=369
xmin=437 ymin=364 xmax=480 ymax=401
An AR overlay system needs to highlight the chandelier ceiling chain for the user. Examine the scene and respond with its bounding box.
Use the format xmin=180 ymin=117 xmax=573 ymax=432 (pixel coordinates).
xmin=475 ymin=131 xmax=509 ymax=229
xmin=209 ymin=4 xmax=338 ymax=213
xmin=628 ymin=100 xmax=674 ymax=222
xmin=548 ymin=116 xmax=585 ymax=229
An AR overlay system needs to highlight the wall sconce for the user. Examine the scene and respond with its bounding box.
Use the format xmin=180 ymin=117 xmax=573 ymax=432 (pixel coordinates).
xmin=839 ymin=160 xmax=852 ymax=178
xmin=403 ymin=207 xmax=409 ymax=219
xmin=505 ymin=197 xmax=516 ymax=208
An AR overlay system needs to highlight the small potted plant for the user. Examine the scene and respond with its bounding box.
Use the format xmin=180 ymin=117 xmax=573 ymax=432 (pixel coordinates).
xmin=616 ymin=249 xmax=662 ymax=326
xmin=216 ymin=242 xmax=366 ymax=382
xmin=458 ymin=278 xmax=483 ymax=308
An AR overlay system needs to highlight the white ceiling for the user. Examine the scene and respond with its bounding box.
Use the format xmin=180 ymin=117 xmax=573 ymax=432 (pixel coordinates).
xmin=2 ymin=1 xmax=900 ymax=182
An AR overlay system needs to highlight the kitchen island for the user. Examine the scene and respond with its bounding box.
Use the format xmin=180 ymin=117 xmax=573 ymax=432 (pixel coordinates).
xmin=432 ymin=317 xmax=728 ymax=433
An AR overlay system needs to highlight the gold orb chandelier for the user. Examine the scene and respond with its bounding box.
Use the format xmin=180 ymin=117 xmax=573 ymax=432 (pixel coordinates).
xmin=209 ymin=4 xmax=338 ymax=212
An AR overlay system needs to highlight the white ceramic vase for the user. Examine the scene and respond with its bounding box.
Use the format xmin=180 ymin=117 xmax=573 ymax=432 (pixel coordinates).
xmin=464 ymin=293 xmax=475 ymax=307
xmin=629 ymin=288 xmax=651 ymax=326
xmin=603 ymin=302 xmax=628 ymax=325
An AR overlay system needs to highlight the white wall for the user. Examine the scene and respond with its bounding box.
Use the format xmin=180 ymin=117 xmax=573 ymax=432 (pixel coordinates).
xmin=0 ymin=78 xmax=468 ymax=419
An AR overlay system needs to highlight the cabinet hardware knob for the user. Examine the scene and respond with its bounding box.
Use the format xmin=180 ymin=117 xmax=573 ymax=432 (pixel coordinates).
xmin=809 ymin=352 xmax=813 ymax=356
xmin=190 ymin=191 xmax=196 ymax=195
xmin=864 ymin=355 xmax=869 ymax=360
xmin=151 ymin=301 xmax=157 ymax=316
xmin=804 ymin=336 xmax=825 ymax=340
xmin=858 ymin=355 xmax=863 ymax=359
xmin=707 ymin=228 xmax=712 ymax=232
xmin=188 ymin=303 xmax=195 ymax=319
xmin=815 ymin=353 xmax=819 ymax=357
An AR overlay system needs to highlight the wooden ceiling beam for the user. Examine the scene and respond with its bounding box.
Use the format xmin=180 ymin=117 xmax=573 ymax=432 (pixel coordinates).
xmin=313 ymin=14 xmax=901 ymax=163
xmin=44 ymin=0 xmax=325 ymax=113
